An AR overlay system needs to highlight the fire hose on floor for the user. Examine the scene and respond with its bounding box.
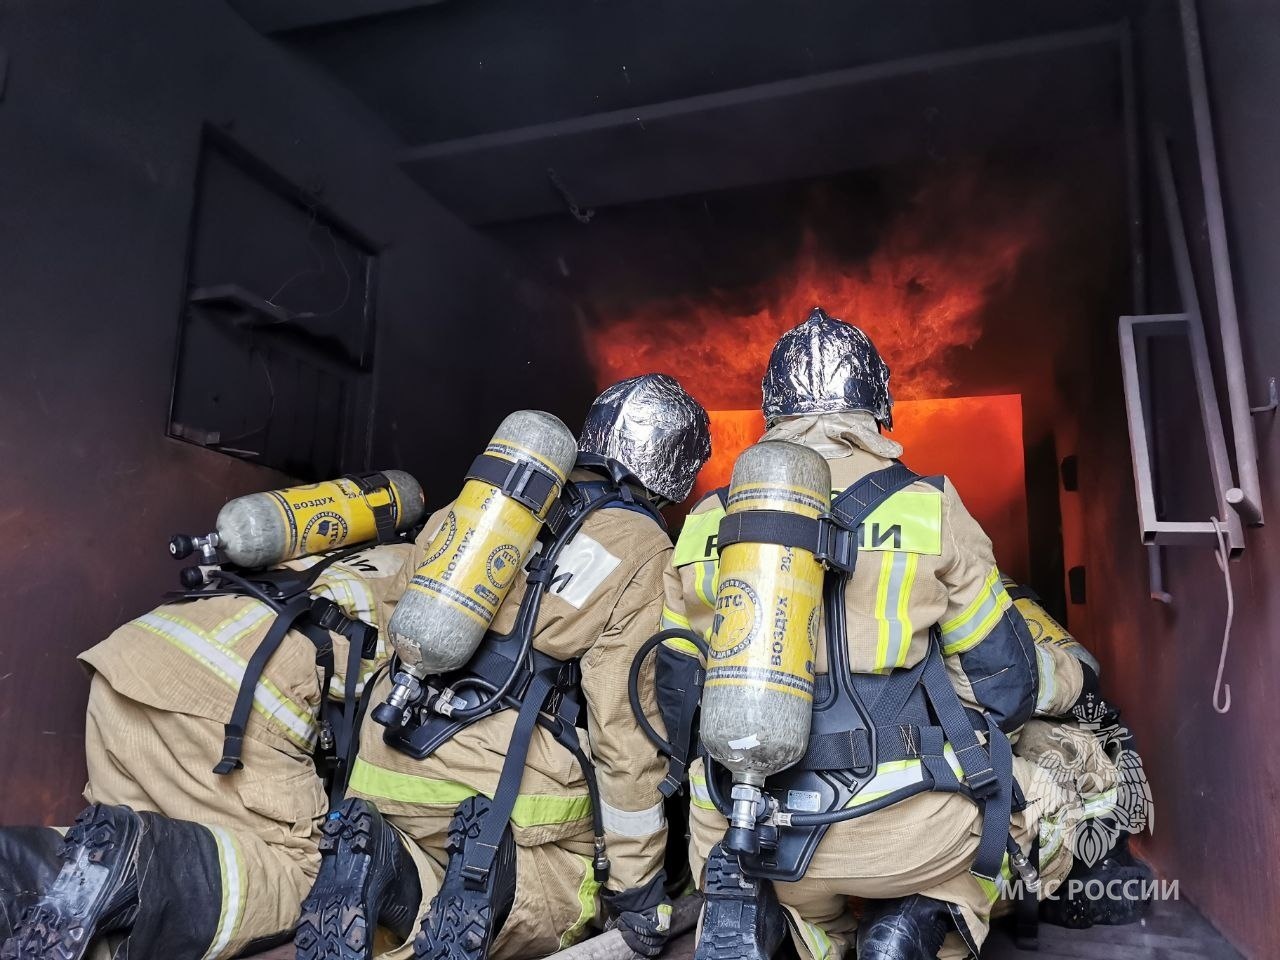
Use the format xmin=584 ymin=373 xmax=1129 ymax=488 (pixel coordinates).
xmin=544 ymin=893 xmax=702 ymax=959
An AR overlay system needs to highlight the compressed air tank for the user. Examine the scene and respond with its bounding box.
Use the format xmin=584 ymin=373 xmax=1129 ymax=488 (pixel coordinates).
xmin=702 ymin=440 xmax=830 ymax=793
xmin=214 ymin=471 xmax=425 ymax=568
xmin=388 ymin=410 xmax=578 ymax=678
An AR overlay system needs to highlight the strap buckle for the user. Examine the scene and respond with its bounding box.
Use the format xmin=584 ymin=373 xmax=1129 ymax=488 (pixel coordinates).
xmin=814 ymin=518 xmax=857 ymax=573
xmin=499 ymin=460 xmax=558 ymax=516
xmin=964 ymin=763 xmax=999 ymax=799
xmin=311 ymin=597 xmax=349 ymax=632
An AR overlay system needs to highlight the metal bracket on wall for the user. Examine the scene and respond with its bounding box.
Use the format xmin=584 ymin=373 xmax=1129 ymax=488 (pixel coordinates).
xmin=1118 ymin=134 xmax=1245 ymax=559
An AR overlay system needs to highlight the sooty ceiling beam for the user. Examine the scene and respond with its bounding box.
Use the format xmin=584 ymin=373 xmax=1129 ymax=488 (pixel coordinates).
xmin=227 ymin=0 xmax=450 ymax=35
xmin=398 ymin=24 xmax=1124 ymax=225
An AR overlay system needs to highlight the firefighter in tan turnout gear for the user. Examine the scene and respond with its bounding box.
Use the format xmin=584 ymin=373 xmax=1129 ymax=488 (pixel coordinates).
xmin=0 ymin=473 xmax=426 ymax=960
xmin=664 ymin=307 xmax=1064 ymax=960
xmin=294 ymin=375 xmax=712 ymax=960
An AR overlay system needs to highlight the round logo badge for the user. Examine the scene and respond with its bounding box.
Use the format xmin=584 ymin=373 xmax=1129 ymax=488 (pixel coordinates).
xmin=709 ymin=578 xmax=762 ymax=661
xmin=422 ymin=511 xmax=458 ymax=566
xmin=486 ymin=543 xmax=522 ymax=591
xmin=302 ymin=511 xmax=348 ymax=552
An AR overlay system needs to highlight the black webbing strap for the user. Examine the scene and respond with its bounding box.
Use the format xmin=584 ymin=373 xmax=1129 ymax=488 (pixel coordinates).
xmin=344 ymin=472 xmax=399 ymax=544
xmin=918 ymin=642 xmax=1011 ymax=881
xmin=793 ymin=729 xmax=874 ymax=772
xmin=828 ymin=462 xmax=923 ymax=531
xmin=214 ymin=594 xmax=314 ymax=775
xmin=460 ymin=668 xmax=559 ymax=888
xmin=716 ymin=510 xmax=859 ymax=573
xmin=466 ymin=453 xmax=561 ymax=518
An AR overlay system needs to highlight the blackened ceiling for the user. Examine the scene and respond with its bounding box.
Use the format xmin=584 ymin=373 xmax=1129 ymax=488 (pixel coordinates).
xmin=227 ymin=0 xmax=1146 ymax=223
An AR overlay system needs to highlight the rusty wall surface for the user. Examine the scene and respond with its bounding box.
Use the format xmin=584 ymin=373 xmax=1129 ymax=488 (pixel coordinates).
xmin=1076 ymin=4 xmax=1280 ymax=958
xmin=0 ymin=0 xmax=590 ymax=826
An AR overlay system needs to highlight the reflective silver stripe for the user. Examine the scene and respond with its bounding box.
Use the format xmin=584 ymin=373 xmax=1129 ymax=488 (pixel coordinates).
xmin=689 ymin=776 xmax=714 ymax=810
xmin=940 ymin=569 xmax=1009 ymax=654
xmin=212 ymin=606 xmax=273 ymax=646
xmin=202 ymin=826 xmax=244 ymax=960
xmin=316 ymin=567 xmax=378 ymax=627
xmin=135 ymin=612 xmax=317 ymax=749
xmin=1034 ymin=644 xmax=1058 ymax=714
xmin=600 ymin=799 xmax=666 ymax=838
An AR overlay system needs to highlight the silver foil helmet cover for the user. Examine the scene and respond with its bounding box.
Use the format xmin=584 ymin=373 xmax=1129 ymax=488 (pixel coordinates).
xmin=579 ymin=373 xmax=712 ymax=503
xmin=761 ymin=306 xmax=894 ymax=428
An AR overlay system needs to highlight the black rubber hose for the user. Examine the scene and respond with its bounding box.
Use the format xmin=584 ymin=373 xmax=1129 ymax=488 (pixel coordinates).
xmin=627 ymin=628 xmax=708 ymax=757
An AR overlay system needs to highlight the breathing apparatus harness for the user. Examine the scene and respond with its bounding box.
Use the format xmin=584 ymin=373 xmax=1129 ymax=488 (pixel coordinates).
xmin=632 ymin=464 xmax=1030 ymax=918
xmin=375 ymin=454 xmax=666 ymax=889
xmin=169 ymin=472 xmax=407 ymax=803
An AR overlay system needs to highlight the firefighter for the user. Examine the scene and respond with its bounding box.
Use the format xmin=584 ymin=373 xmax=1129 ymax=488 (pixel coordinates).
xmin=664 ymin=307 xmax=1075 ymax=960
xmin=294 ymin=374 xmax=712 ymax=960
xmin=1003 ymin=580 xmax=1154 ymax=930
xmin=0 ymin=505 xmax=421 ymax=960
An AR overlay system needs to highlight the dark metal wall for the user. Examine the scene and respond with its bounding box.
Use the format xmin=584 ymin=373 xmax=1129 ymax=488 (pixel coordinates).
xmin=0 ymin=0 xmax=591 ymax=826
xmin=1076 ymin=4 xmax=1280 ymax=958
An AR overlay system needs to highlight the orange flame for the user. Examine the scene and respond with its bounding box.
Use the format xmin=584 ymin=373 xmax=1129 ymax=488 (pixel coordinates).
xmin=585 ymin=173 xmax=1040 ymax=410
xmin=698 ymin=397 xmax=1029 ymax=580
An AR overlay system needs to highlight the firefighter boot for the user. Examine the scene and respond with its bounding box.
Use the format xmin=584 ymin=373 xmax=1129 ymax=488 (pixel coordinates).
xmin=857 ymin=895 xmax=953 ymax=960
xmin=413 ymin=796 xmax=517 ymax=960
xmin=694 ymin=843 xmax=786 ymax=960
xmin=295 ymin=798 xmax=423 ymax=960
xmin=0 ymin=805 xmax=142 ymax=960
xmin=1041 ymin=835 xmax=1154 ymax=929
xmin=0 ymin=827 xmax=66 ymax=944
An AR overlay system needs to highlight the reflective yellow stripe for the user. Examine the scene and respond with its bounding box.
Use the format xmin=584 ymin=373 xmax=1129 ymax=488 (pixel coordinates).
xmin=1033 ymin=644 xmax=1057 ymax=714
xmin=872 ymin=551 xmax=918 ymax=672
xmin=558 ymin=855 xmax=602 ymax=949
xmin=940 ymin=568 xmax=1011 ymax=655
xmin=348 ymin=759 xmax=592 ymax=828
xmin=133 ymin=610 xmax=317 ymax=750
xmin=689 ymin=773 xmax=715 ymax=811
xmin=692 ymin=560 xmax=718 ymax=610
xmin=796 ymin=917 xmax=834 ymax=960
xmin=659 ymin=604 xmax=699 ymax=657
xmin=674 ymin=507 xmax=725 ymax=567
xmin=202 ymin=827 xmax=245 ymax=959
xmin=857 ymin=491 xmax=943 ymax=555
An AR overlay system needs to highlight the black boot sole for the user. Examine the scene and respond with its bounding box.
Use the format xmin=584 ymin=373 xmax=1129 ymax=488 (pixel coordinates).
xmin=1041 ymin=861 xmax=1154 ymax=930
xmin=296 ymin=798 xmax=393 ymax=960
xmin=695 ymin=848 xmax=784 ymax=960
xmin=414 ymin=797 xmax=514 ymax=960
xmin=1 ymin=805 xmax=140 ymax=960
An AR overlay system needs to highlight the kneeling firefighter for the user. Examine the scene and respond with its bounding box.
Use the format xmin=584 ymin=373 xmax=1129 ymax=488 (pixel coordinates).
xmin=656 ymin=308 xmax=1066 ymax=960
xmin=294 ymin=376 xmax=712 ymax=960
xmin=1 ymin=472 xmax=425 ymax=960
xmin=1003 ymin=580 xmax=1154 ymax=932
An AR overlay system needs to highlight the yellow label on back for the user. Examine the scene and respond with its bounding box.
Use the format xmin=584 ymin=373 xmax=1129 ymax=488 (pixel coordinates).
xmin=854 ymin=491 xmax=943 ymax=556
xmin=269 ymin=478 xmax=403 ymax=560
xmin=405 ymin=478 xmax=541 ymax=626
xmin=674 ymin=506 xmax=726 ymax=567
xmin=704 ymin=542 xmax=822 ymax=700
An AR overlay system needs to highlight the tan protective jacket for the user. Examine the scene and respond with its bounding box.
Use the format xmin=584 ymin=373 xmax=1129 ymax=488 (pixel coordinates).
xmin=350 ymin=472 xmax=673 ymax=895
xmin=80 ymin=543 xmax=418 ymax=759
xmin=664 ymin=412 xmax=1035 ymax=720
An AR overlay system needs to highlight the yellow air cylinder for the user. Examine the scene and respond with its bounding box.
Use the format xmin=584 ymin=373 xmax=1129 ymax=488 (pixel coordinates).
xmin=215 ymin=471 xmax=426 ymax=568
xmin=388 ymin=410 xmax=578 ymax=678
xmin=700 ymin=441 xmax=830 ymax=848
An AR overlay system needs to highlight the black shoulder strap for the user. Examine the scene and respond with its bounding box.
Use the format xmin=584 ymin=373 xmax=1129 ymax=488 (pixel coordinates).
xmin=828 ymin=462 xmax=925 ymax=531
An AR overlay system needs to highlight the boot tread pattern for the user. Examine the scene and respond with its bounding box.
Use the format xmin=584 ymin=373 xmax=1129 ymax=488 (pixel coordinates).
xmin=295 ymin=799 xmax=378 ymax=960
xmin=414 ymin=798 xmax=499 ymax=960
xmin=0 ymin=806 xmax=138 ymax=960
